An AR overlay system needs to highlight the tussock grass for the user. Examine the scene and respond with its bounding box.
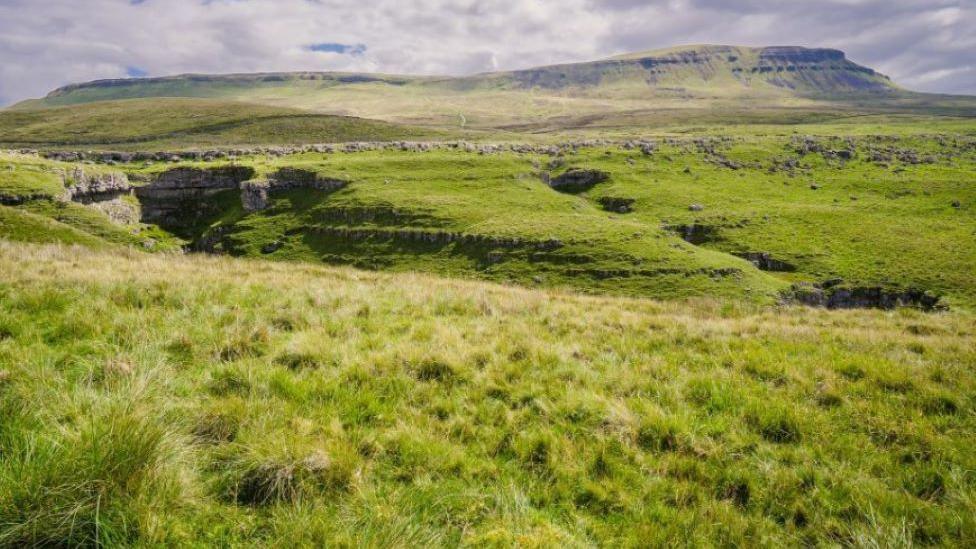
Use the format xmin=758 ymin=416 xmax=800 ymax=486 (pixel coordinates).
xmin=0 ymin=240 xmax=974 ymax=545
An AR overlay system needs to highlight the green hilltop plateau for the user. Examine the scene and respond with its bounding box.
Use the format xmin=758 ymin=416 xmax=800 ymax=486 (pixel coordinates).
xmin=1 ymin=45 xmax=975 ymax=546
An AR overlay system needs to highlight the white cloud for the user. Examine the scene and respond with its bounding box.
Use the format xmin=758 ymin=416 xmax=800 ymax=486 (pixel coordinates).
xmin=0 ymin=0 xmax=973 ymax=105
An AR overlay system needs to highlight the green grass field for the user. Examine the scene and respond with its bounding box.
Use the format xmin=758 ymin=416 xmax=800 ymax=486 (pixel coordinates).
xmin=1 ymin=241 xmax=974 ymax=546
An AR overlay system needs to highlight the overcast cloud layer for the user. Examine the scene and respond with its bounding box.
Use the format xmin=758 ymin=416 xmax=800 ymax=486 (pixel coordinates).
xmin=1 ymin=0 xmax=973 ymax=106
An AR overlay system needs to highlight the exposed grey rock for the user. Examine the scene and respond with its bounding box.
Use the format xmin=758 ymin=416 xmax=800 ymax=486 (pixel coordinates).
xmin=87 ymin=197 xmax=140 ymax=225
xmin=790 ymin=282 xmax=942 ymax=310
xmin=241 ymin=180 xmax=270 ymax=212
xmin=135 ymin=166 xmax=255 ymax=225
xmin=665 ymin=223 xmax=718 ymax=245
xmin=62 ymin=167 xmax=132 ymax=203
xmin=26 ymin=138 xmax=685 ymax=166
xmin=689 ymin=204 xmax=704 ymax=211
xmin=135 ymin=165 xmax=350 ymax=223
xmin=268 ymin=168 xmax=348 ymax=192
xmin=261 ymin=240 xmax=283 ymax=254
xmin=733 ymin=252 xmax=796 ymax=272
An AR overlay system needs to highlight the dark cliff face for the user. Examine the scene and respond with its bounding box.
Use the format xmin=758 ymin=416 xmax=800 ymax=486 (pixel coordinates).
xmin=759 ymin=47 xmax=846 ymax=63
xmin=134 ymin=167 xmax=256 ymax=228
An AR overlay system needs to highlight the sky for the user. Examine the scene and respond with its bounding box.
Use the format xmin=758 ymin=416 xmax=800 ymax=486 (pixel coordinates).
xmin=0 ymin=0 xmax=973 ymax=106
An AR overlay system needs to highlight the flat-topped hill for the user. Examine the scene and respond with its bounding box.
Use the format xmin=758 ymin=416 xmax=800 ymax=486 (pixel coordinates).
xmin=10 ymin=45 xmax=974 ymax=132
xmin=36 ymin=44 xmax=897 ymax=101
xmin=473 ymin=44 xmax=897 ymax=95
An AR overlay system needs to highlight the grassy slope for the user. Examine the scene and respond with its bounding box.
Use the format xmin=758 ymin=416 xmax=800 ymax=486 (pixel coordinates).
xmin=0 ymin=241 xmax=973 ymax=546
xmin=11 ymin=83 xmax=923 ymax=133
xmin=165 ymin=151 xmax=783 ymax=302
xmin=111 ymin=132 xmax=975 ymax=307
xmin=2 ymin=125 xmax=974 ymax=307
xmin=0 ymin=55 xmax=973 ymax=546
xmin=0 ymin=206 xmax=111 ymax=248
xmin=0 ymin=153 xmax=181 ymax=249
xmin=568 ymin=135 xmax=976 ymax=308
xmin=3 ymin=101 xmax=973 ymax=151
xmin=0 ymin=98 xmax=441 ymax=149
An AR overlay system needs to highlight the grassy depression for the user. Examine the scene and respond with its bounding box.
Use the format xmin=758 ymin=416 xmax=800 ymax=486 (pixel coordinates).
xmin=114 ymin=133 xmax=974 ymax=308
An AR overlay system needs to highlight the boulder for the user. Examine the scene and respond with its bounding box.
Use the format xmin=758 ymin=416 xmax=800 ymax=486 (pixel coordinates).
xmin=241 ymin=180 xmax=270 ymax=212
xmin=261 ymin=240 xmax=284 ymax=254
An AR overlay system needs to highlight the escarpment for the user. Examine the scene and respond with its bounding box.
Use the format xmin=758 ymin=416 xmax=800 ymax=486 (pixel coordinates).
xmin=241 ymin=168 xmax=348 ymax=212
xmin=62 ymin=167 xmax=132 ymax=202
xmin=133 ymin=166 xmax=349 ymax=224
xmin=53 ymin=167 xmax=140 ymax=224
xmin=134 ymin=166 xmax=255 ymax=226
xmin=790 ymin=282 xmax=943 ymax=311
xmin=500 ymin=45 xmax=894 ymax=93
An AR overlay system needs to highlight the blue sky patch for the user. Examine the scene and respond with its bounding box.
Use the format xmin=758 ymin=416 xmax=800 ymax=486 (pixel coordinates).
xmin=307 ymin=42 xmax=367 ymax=56
xmin=126 ymin=66 xmax=149 ymax=78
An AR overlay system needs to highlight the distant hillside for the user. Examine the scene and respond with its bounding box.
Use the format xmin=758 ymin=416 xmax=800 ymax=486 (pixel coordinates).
xmin=463 ymin=45 xmax=898 ymax=95
xmin=9 ymin=45 xmax=976 ymax=131
xmin=0 ymin=98 xmax=440 ymax=149
xmin=28 ymin=45 xmax=899 ymax=103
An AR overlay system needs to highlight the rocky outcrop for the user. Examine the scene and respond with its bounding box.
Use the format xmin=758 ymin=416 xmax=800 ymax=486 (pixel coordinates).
xmin=130 ymin=165 xmax=350 ymax=229
xmin=548 ymin=169 xmax=610 ymax=193
xmin=665 ymin=224 xmax=720 ymax=245
xmin=62 ymin=167 xmax=132 ymax=203
xmin=0 ymin=192 xmax=49 ymax=205
xmin=239 ymin=180 xmax=270 ymax=212
xmin=87 ymin=198 xmax=141 ymax=225
xmin=148 ymin=166 xmax=255 ymax=191
xmin=241 ymin=168 xmax=348 ymax=212
xmin=734 ymin=252 xmax=796 ymax=272
xmin=598 ymin=197 xmax=635 ymax=213
xmin=790 ymin=282 xmax=942 ymax=311
xmin=135 ymin=166 xmax=255 ymax=225
xmin=261 ymin=240 xmax=284 ymax=254
xmin=26 ymin=138 xmax=672 ymax=166
xmin=268 ymin=168 xmax=348 ymax=190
